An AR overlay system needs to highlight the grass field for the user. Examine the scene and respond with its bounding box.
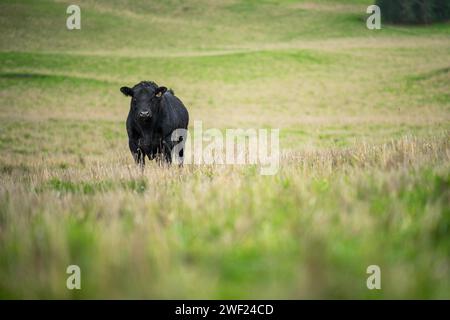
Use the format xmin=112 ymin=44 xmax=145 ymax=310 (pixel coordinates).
xmin=0 ymin=0 xmax=449 ymax=299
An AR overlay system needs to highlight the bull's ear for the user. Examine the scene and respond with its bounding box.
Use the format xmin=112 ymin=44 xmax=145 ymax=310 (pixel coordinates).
xmin=120 ymin=86 xmax=133 ymax=97
xmin=155 ymin=86 xmax=167 ymax=98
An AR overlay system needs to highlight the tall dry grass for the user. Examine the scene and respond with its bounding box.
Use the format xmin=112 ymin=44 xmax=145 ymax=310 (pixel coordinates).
xmin=1 ymin=134 xmax=448 ymax=298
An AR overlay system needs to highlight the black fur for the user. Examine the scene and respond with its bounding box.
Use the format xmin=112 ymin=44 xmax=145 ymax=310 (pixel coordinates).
xmin=120 ymin=81 xmax=189 ymax=165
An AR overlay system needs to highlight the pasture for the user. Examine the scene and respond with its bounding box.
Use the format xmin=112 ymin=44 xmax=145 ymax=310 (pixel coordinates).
xmin=0 ymin=0 xmax=449 ymax=298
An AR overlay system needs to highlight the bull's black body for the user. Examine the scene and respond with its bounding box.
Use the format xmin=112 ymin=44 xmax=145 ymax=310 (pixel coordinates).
xmin=120 ymin=81 xmax=189 ymax=165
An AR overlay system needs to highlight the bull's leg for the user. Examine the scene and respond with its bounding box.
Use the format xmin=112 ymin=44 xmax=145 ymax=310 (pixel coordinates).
xmin=129 ymin=139 xmax=145 ymax=168
xmin=161 ymin=139 xmax=173 ymax=165
xmin=170 ymin=135 xmax=186 ymax=167
xmin=178 ymin=147 xmax=184 ymax=168
xmin=137 ymin=148 xmax=145 ymax=169
xmin=176 ymin=136 xmax=185 ymax=168
xmin=129 ymin=139 xmax=139 ymax=163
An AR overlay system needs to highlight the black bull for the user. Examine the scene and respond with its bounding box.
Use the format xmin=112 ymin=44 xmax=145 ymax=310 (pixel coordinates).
xmin=120 ymin=81 xmax=189 ymax=165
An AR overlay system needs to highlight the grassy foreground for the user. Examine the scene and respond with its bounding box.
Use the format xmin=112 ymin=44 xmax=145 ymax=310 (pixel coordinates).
xmin=0 ymin=0 xmax=449 ymax=298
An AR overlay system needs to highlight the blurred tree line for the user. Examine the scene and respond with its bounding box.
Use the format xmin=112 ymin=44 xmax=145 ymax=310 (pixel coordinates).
xmin=376 ymin=0 xmax=450 ymax=24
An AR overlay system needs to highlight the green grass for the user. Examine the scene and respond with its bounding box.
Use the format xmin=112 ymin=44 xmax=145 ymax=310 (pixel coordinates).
xmin=0 ymin=0 xmax=449 ymax=299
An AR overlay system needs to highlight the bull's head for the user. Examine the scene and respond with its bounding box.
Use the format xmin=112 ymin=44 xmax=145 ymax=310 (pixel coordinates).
xmin=120 ymin=81 xmax=167 ymax=121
